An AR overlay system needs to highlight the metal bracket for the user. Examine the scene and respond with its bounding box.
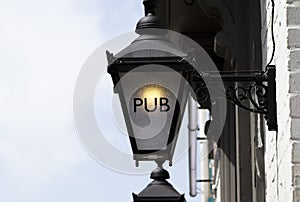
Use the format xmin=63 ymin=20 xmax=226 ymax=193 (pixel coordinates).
xmin=192 ymin=65 xmax=277 ymax=131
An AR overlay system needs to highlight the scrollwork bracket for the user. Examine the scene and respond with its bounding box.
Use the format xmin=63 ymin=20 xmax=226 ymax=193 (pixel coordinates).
xmin=192 ymin=65 xmax=277 ymax=131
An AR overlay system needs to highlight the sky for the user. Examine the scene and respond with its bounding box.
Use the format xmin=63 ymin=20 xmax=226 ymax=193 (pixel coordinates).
xmin=0 ymin=1 xmax=203 ymax=201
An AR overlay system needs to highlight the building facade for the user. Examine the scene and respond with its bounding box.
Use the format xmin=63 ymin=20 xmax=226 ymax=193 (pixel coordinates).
xmin=154 ymin=0 xmax=300 ymax=201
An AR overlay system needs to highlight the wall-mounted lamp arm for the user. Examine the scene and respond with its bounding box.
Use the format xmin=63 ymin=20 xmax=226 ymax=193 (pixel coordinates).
xmin=192 ymin=65 xmax=277 ymax=131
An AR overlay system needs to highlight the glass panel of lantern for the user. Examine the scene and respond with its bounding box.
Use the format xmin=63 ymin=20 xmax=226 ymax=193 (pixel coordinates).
xmin=109 ymin=64 xmax=193 ymax=163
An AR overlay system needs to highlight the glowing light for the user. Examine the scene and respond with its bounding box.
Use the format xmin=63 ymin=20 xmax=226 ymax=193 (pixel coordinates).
xmin=141 ymin=84 xmax=164 ymax=99
xmin=140 ymin=84 xmax=167 ymax=109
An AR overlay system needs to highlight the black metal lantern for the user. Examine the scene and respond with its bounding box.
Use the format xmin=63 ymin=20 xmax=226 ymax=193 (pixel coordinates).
xmin=107 ymin=37 xmax=193 ymax=165
xmin=106 ymin=1 xmax=189 ymax=201
xmin=107 ymin=2 xmax=193 ymax=166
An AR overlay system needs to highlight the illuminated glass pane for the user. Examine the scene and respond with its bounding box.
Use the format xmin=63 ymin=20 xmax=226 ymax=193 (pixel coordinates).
xmin=129 ymin=84 xmax=177 ymax=150
xmin=117 ymin=64 xmax=184 ymax=151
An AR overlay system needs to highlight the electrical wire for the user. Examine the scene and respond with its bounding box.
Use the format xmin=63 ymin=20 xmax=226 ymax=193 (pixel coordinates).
xmin=266 ymin=0 xmax=275 ymax=68
xmin=266 ymin=0 xmax=279 ymax=197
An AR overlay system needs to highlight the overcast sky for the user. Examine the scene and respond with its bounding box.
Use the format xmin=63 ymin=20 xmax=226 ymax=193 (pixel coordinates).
xmin=0 ymin=1 xmax=202 ymax=201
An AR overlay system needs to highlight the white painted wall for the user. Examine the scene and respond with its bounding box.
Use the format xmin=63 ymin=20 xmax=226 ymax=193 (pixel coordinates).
xmin=261 ymin=0 xmax=300 ymax=201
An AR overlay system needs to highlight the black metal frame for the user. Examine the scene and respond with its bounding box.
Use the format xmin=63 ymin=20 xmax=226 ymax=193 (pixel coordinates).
xmin=192 ymin=65 xmax=277 ymax=131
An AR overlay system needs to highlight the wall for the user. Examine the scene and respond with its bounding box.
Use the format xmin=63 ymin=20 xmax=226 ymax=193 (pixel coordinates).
xmin=261 ymin=0 xmax=300 ymax=201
